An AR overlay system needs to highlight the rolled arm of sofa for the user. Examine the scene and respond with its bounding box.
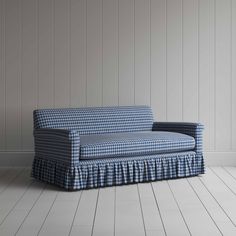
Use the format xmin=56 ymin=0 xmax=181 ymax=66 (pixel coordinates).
xmin=34 ymin=128 xmax=80 ymax=166
xmin=152 ymin=122 xmax=204 ymax=155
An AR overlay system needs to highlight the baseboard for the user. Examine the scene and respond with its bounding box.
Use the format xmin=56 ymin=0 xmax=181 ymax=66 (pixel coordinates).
xmin=205 ymin=152 xmax=236 ymax=166
xmin=0 ymin=151 xmax=235 ymax=167
xmin=0 ymin=151 xmax=34 ymax=167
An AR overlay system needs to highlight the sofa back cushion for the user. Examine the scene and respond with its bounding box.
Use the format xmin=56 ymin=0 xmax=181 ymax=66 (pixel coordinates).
xmin=33 ymin=106 xmax=154 ymax=135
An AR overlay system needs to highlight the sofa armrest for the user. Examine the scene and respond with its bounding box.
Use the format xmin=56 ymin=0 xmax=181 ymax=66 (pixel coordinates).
xmin=34 ymin=128 xmax=80 ymax=166
xmin=152 ymin=122 xmax=204 ymax=155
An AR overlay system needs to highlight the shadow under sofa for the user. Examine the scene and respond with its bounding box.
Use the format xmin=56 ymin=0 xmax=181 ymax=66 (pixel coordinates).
xmin=31 ymin=106 xmax=204 ymax=190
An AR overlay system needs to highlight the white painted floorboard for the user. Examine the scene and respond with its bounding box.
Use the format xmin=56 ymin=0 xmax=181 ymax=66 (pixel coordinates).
xmin=1 ymin=167 xmax=236 ymax=235
xmin=152 ymin=180 xmax=189 ymax=236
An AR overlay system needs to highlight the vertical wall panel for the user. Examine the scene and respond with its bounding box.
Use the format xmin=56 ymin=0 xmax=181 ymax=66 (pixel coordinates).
xmin=166 ymin=0 xmax=182 ymax=121
xmin=209 ymin=0 xmax=215 ymax=151
xmin=102 ymin=0 xmax=118 ymax=106
xmin=118 ymin=0 xmax=135 ymax=105
xmin=0 ymin=0 xmax=236 ymax=160
xmin=21 ymin=0 xmax=37 ymax=149
xmin=0 ymin=0 xmax=6 ymax=149
xmin=199 ymin=0 xmax=210 ymax=151
xmin=54 ymin=0 xmax=70 ymax=108
xmin=86 ymin=0 xmax=103 ymax=106
xmin=5 ymin=0 xmax=21 ymax=149
xmin=215 ymin=0 xmax=231 ymax=150
xmin=134 ymin=0 xmax=150 ymax=106
xmin=150 ymin=0 xmax=166 ymax=121
xmin=182 ymin=0 xmax=198 ymax=121
xmin=70 ymin=0 xmax=86 ymax=107
xmin=233 ymin=0 xmax=236 ymax=150
xmin=38 ymin=0 xmax=54 ymax=108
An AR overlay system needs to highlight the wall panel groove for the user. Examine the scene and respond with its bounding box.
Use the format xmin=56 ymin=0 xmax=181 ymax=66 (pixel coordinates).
xmin=209 ymin=0 xmax=216 ymax=151
xmin=70 ymin=0 xmax=87 ymax=107
xmin=118 ymin=0 xmax=135 ymax=105
xmin=199 ymin=0 xmax=210 ymax=151
xmin=0 ymin=0 xmax=235 ymax=164
xmin=36 ymin=0 xmax=39 ymax=109
xmin=0 ymin=0 xmax=6 ymax=150
xmin=102 ymin=0 xmax=118 ymax=106
xmin=21 ymin=0 xmax=37 ymax=149
xmin=5 ymin=0 xmax=21 ymax=150
xmin=182 ymin=0 xmax=198 ymax=122
xmin=166 ymin=0 xmax=183 ymax=121
xmin=68 ymin=0 xmax=71 ymax=107
xmin=134 ymin=0 xmax=150 ymax=106
xmin=54 ymin=0 xmax=70 ymax=108
xmin=150 ymin=0 xmax=167 ymax=121
xmin=232 ymin=0 xmax=236 ymax=151
xmin=19 ymin=0 xmax=22 ymax=150
xmin=38 ymin=0 xmax=54 ymax=109
xmin=215 ymin=0 xmax=231 ymax=151
xmin=86 ymin=0 xmax=103 ymax=106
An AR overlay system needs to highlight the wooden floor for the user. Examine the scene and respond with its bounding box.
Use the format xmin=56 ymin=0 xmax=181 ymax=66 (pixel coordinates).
xmin=1 ymin=168 xmax=236 ymax=236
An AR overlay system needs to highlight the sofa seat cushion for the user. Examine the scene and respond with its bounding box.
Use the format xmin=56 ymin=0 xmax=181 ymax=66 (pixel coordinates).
xmin=79 ymin=131 xmax=195 ymax=160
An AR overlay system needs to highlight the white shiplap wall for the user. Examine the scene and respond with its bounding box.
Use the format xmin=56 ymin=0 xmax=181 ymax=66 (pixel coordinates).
xmin=0 ymin=0 xmax=236 ymax=166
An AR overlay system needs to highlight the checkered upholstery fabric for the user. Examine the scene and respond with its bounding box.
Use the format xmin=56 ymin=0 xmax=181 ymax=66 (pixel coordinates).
xmin=31 ymin=151 xmax=204 ymax=190
xmin=34 ymin=128 xmax=80 ymax=165
xmin=32 ymin=106 xmax=205 ymax=190
xmin=33 ymin=106 xmax=153 ymax=135
xmin=152 ymin=122 xmax=204 ymax=156
xmin=79 ymin=131 xmax=195 ymax=160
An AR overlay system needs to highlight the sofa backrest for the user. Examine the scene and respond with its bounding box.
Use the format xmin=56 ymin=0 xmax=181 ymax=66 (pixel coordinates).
xmin=33 ymin=106 xmax=154 ymax=135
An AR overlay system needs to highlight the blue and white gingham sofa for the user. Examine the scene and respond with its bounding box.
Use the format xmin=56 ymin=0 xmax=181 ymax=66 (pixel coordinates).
xmin=32 ymin=106 xmax=204 ymax=190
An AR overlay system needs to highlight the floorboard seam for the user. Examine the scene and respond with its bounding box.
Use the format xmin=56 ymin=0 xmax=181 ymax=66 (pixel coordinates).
xmin=186 ymin=178 xmax=223 ymax=235
xmin=0 ymin=170 xmax=33 ymax=226
xmin=14 ymin=183 xmax=46 ymax=236
xmin=36 ymin=190 xmax=59 ymax=236
xmin=68 ymin=190 xmax=83 ymax=236
xmin=0 ymin=168 xmax=24 ymax=195
xmin=167 ymin=181 xmax=192 ymax=236
xmin=198 ymin=175 xmax=236 ymax=227
xmin=113 ymin=187 xmax=116 ymax=236
xmin=150 ymin=183 xmax=167 ymax=236
xmin=91 ymin=189 xmax=100 ymax=236
xmin=210 ymin=167 xmax=236 ymax=195
xmin=137 ymin=184 xmax=147 ymax=236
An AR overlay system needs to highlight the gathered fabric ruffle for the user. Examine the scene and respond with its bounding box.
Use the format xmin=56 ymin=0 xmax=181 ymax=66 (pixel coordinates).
xmin=31 ymin=151 xmax=204 ymax=190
